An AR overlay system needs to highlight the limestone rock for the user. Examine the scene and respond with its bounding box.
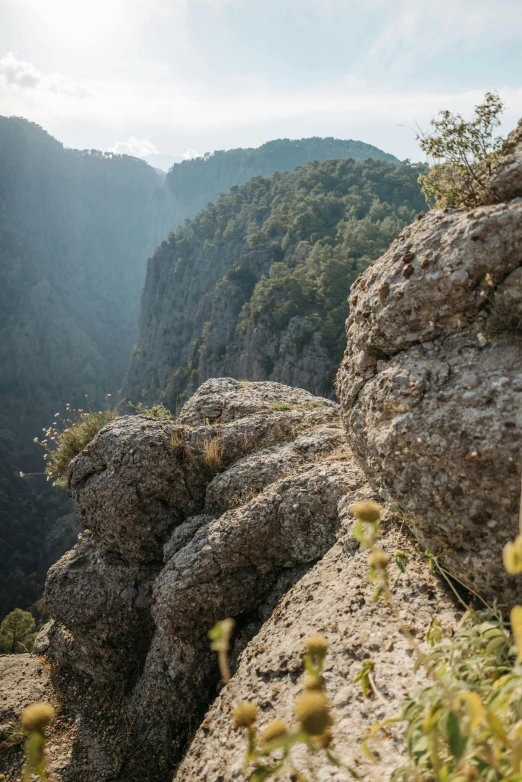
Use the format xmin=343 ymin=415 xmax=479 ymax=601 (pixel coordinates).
xmin=67 ymin=415 xmax=206 ymax=562
xmin=154 ymin=460 xmax=357 ymax=636
xmin=40 ymin=379 xmax=366 ymax=781
xmin=175 ymin=511 xmax=460 ymax=782
xmin=45 ymin=539 xmax=159 ymax=678
xmin=337 ymin=153 xmax=522 ymax=604
xmin=204 ymin=426 xmax=346 ymax=514
xmin=490 ymin=118 xmax=522 ymax=202
xmin=177 ymin=377 xmax=337 ymax=425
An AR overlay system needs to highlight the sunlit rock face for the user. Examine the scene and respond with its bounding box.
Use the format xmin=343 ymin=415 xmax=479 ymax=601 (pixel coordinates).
xmin=337 ymin=123 xmax=522 ymax=606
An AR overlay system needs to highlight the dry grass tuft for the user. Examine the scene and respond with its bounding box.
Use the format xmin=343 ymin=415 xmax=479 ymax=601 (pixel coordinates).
xmin=170 ymin=429 xmax=187 ymax=456
xmin=487 ymin=293 xmax=522 ymax=336
xmin=35 ymin=397 xmax=118 ymax=487
xmin=204 ymin=434 xmax=224 ymax=471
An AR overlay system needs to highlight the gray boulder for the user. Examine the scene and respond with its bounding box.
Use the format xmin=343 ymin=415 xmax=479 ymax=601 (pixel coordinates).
xmin=337 ymin=135 xmax=522 ymax=605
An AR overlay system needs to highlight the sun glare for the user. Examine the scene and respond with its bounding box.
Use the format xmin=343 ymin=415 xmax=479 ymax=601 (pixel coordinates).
xmin=25 ymin=0 xmax=130 ymax=47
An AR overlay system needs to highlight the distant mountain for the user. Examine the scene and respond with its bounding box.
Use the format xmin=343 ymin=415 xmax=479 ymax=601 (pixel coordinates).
xmin=122 ymin=156 xmax=426 ymax=410
xmin=165 ymin=137 xmax=399 ymax=225
xmin=0 ymin=118 xmax=399 ymax=616
xmin=0 ymin=117 xmax=176 ymax=614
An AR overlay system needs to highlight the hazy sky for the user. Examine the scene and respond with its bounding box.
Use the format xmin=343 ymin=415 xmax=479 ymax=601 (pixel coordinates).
xmin=1 ymin=0 xmax=522 ymax=162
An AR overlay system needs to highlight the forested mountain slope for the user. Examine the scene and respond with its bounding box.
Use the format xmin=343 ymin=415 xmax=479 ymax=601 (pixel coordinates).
xmin=0 ymin=117 xmax=174 ymax=615
xmin=123 ymin=157 xmax=427 ymax=409
xmin=0 ymin=118 xmax=398 ymax=616
xmin=166 ymin=137 xmax=398 ymax=225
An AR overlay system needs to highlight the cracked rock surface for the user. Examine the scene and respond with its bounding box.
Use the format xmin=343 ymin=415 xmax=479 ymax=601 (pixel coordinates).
xmin=35 ymin=378 xmax=366 ymax=782
xmin=175 ymin=504 xmax=460 ymax=782
xmin=337 ymin=133 xmax=522 ymax=605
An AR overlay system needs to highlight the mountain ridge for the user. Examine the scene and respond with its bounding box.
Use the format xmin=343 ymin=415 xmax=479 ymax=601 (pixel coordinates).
xmin=123 ymin=156 xmax=426 ymax=408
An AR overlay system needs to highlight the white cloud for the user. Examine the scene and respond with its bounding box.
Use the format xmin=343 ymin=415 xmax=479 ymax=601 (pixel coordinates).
xmin=110 ymin=136 xmax=159 ymax=157
xmin=182 ymin=148 xmax=200 ymax=160
xmin=0 ymin=52 xmax=88 ymax=99
xmin=109 ymin=140 xmax=200 ymax=162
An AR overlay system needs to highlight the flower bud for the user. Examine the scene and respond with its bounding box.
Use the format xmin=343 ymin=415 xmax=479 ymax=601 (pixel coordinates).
xmin=21 ymin=702 xmax=55 ymax=733
xmin=294 ymin=691 xmax=332 ymax=736
xmin=260 ymin=719 xmax=288 ymax=744
xmin=306 ymin=636 xmax=329 ymax=658
xmin=349 ymin=500 xmax=381 ymax=523
xmin=233 ymin=701 xmax=257 ymax=728
xmin=303 ymin=673 xmax=324 ymax=690
xmin=368 ymin=549 xmax=391 ymax=569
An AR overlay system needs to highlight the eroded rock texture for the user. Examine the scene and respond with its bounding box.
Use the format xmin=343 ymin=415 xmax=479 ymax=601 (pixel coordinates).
xmin=40 ymin=379 xmax=366 ymax=781
xmin=175 ymin=505 xmax=460 ymax=782
xmin=337 ymin=129 xmax=522 ymax=605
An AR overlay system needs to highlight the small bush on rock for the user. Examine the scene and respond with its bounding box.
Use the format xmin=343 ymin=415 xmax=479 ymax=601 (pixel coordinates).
xmin=0 ymin=608 xmax=36 ymax=653
xmin=128 ymin=401 xmax=173 ymax=419
xmin=418 ymin=91 xmax=505 ymax=209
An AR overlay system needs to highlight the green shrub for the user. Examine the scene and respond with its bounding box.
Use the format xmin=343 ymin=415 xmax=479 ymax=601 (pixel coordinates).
xmin=35 ymin=398 xmax=118 ymax=487
xmin=388 ymin=608 xmax=521 ymax=782
xmin=418 ymin=91 xmax=505 ymax=209
xmin=128 ymin=401 xmax=173 ymax=419
xmin=0 ymin=608 xmax=35 ymax=653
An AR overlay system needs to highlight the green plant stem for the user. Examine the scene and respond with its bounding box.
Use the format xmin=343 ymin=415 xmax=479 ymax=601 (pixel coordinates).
xmin=218 ymin=650 xmax=231 ymax=685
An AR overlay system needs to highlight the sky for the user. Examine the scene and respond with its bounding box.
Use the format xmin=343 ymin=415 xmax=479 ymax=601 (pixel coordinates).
xmin=1 ymin=0 xmax=522 ymax=165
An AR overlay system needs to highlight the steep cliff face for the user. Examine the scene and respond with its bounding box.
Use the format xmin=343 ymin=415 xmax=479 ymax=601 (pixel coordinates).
xmin=122 ymin=158 xmax=426 ymax=408
xmin=165 ymin=137 xmax=399 ymax=225
xmin=336 ymin=118 xmax=522 ymax=605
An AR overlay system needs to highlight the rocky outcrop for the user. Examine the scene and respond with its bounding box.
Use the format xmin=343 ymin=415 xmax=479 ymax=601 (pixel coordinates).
xmin=37 ymin=379 xmax=367 ymax=781
xmin=337 ymin=126 xmax=522 ymax=606
xmin=175 ymin=507 xmax=460 ymax=782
